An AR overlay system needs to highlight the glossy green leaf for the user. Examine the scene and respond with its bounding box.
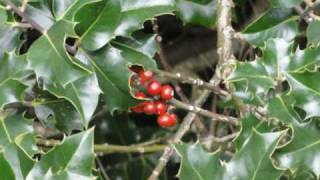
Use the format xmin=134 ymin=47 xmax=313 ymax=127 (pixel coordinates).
xmin=234 ymin=114 xmax=272 ymax=150
xmin=217 ymin=130 xmax=285 ymax=180
xmin=81 ymin=41 xmax=157 ymax=111
xmin=76 ymin=0 xmax=121 ymax=51
xmin=268 ymin=95 xmax=320 ymax=178
xmin=0 ymin=114 xmax=36 ymax=179
xmin=26 ymin=129 xmax=95 ymax=179
xmin=242 ymin=18 xmax=299 ymax=47
xmin=34 ymin=98 xmax=83 ymax=134
xmin=0 ymin=53 xmax=30 ymax=108
xmin=228 ymin=38 xmax=320 ymax=105
xmin=269 ymin=0 xmax=303 ymax=8
xmin=0 ymin=153 xmax=15 ymax=180
xmin=174 ymin=143 xmax=220 ymax=180
xmin=115 ymin=0 xmax=175 ymax=36
xmin=287 ymin=72 xmax=320 ymax=119
xmin=243 ymin=8 xmax=294 ymax=33
xmin=307 ymin=20 xmax=320 ymax=46
xmin=292 ymin=170 xmax=317 ymax=180
xmin=46 ymin=75 xmax=101 ymax=127
xmin=23 ymin=1 xmax=55 ymax=30
xmin=175 ymin=130 xmax=285 ymax=180
xmin=52 ymin=0 xmax=101 ymax=21
xmin=27 ymin=20 xmax=91 ymax=86
xmin=0 ymin=22 xmax=22 ymax=58
xmin=114 ymin=32 xmax=159 ymax=58
xmin=175 ymin=0 xmax=216 ymax=27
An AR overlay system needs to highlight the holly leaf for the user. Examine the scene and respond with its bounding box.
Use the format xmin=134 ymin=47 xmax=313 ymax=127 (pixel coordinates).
xmin=268 ymin=95 xmax=320 ymax=178
xmin=0 ymin=53 xmax=30 ymax=108
xmin=76 ymin=0 xmax=121 ymax=51
xmin=26 ymin=129 xmax=95 ymax=180
xmin=114 ymin=32 xmax=159 ymax=58
xmin=52 ymin=0 xmax=100 ymax=21
xmin=228 ymin=38 xmax=320 ymax=105
xmin=114 ymin=0 xmax=175 ymax=36
xmin=242 ymin=17 xmax=299 ymax=47
xmin=243 ymin=8 xmax=295 ymax=33
xmin=34 ymin=98 xmax=83 ymax=134
xmin=0 ymin=153 xmax=15 ymax=180
xmin=175 ymin=130 xmax=285 ymax=179
xmin=0 ymin=114 xmax=37 ymax=179
xmin=46 ymin=75 xmax=101 ymax=128
xmin=287 ymin=72 xmax=320 ymax=119
xmin=27 ymin=20 xmax=91 ymax=86
xmin=81 ymin=41 xmax=157 ymax=112
xmin=174 ymin=143 xmax=220 ymax=180
xmin=0 ymin=21 xmax=22 ymax=59
xmin=234 ymin=114 xmax=272 ymax=150
xmin=175 ymin=0 xmax=216 ymax=27
xmin=23 ymin=1 xmax=55 ymax=30
xmin=269 ymin=0 xmax=303 ymax=8
xmin=307 ymin=20 xmax=320 ymax=46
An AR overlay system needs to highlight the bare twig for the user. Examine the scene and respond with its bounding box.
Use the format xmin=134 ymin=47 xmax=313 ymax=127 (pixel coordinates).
xmin=153 ymin=19 xmax=209 ymax=137
xmin=202 ymin=132 xmax=238 ymax=143
xmin=36 ymin=139 xmax=166 ymax=154
xmin=154 ymin=69 xmax=230 ymax=96
xmin=94 ymin=144 xmax=166 ymax=154
xmin=12 ymin=22 xmax=32 ymax=28
xmin=148 ymin=0 xmax=235 ymax=179
xmin=96 ymin=157 xmax=111 ymax=180
xmin=148 ymin=90 xmax=211 ymax=180
xmin=169 ymin=98 xmax=239 ymax=126
xmin=3 ymin=0 xmax=45 ymax=33
xmin=297 ymin=0 xmax=320 ymax=21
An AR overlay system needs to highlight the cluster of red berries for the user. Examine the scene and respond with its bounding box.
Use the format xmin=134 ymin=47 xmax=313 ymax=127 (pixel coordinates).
xmin=130 ymin=68 xmax=177 ymax=128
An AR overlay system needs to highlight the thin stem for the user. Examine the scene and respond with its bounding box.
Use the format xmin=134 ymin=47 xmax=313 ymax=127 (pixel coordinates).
xmin=148 ymin=0 xmax=235 ymax=179
xmin=95 ymin=144 xmax=166 ymax=154
xmin=96 ymin=156 xmax=111 ymax=180
xmin=153 ymin=18 xmax=209 ymax=137
xmin=148 ymin=90 xmax=211 ymax=179
xmin=36 ymin=139 xmax=166 ymax=154
xmin=202 ymin=132 xmax=238 ymax=143
xmin=169 ymin=98 xmax=239 ymax=126
xmin=3 ymin=0 xmax=45 ymax=33
xmin=154 ymin=69 xmax=230 ymax=96
xmin=300 ymin=0 xmax=320 ymax=21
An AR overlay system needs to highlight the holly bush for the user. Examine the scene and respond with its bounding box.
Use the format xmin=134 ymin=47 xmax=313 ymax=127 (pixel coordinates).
xmin=0 ymin=0 xmax=320 ymax=179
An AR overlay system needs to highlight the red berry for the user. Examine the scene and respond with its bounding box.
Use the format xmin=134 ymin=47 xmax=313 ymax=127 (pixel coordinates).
xmin=139 ymin=70 xmax=153 ymax=84
xmin=143 ymin=101 xmax=156 ymax=115
xmin=155 ymin=101 xmax=167 ymax=115
xmin=135 ymin=92 xmax=147 ymax=99
xmin=169 ymin=113 xmax=177 ymax=122
xmin=157 ymin=113 xmax=177 ymax=127
xmin=160 ymin=85 xmax=174 ymax=100
xmin=130 ymin=102 xmax=145 ymax=113
xmin=147 ymin=80 xmax=162 ymax=95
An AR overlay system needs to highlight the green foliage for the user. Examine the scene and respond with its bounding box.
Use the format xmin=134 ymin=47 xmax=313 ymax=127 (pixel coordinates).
xmin=1 ymin=0 xmax=320 ymax=179
xmin=307 ymin=20 xmax=320 ymax=46
xmin=26 ymin=129 xmax=95 ymax=180
xmin=175 ymin=128 xmax=286 ymax=180
xmin=175 ymin=0 xmax=216 ymax=27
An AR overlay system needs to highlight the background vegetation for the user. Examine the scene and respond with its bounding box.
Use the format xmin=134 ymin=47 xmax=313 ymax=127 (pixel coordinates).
xmin=0 ymin=0 xmax=320 ymax=179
